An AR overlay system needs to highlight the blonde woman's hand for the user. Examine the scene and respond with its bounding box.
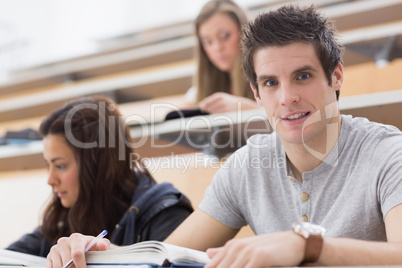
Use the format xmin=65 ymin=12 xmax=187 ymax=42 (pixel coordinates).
xmin=199 ymin=92 xmax=258 ymax=114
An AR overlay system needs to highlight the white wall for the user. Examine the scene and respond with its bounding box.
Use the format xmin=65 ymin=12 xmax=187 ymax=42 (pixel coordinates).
xmin=0 ymin=170 xmax=50 ymax=249
xmin=0 ymin=0 xmax=265 ymax=82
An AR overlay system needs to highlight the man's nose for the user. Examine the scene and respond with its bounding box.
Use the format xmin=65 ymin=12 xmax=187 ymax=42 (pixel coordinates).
xmin=279 ymin=83 xmax=300 ymax=106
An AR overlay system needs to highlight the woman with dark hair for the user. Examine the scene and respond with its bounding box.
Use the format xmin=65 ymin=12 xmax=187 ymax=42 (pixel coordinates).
xmin=6 ymin=96 xmax=193 ymax=257
xmin=185 ymin=0 xmax=259 ymax=114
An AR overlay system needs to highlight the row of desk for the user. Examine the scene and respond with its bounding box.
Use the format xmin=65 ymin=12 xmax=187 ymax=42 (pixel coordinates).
xmin=1 ymin=88 xmax=402 ymax=172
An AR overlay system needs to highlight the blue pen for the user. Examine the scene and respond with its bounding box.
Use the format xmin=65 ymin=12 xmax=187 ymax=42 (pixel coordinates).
xmin=63 ymin=230 xmax=108 ymax=268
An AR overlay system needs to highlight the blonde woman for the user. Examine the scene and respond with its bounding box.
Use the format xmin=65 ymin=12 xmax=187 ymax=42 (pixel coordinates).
xmin=186 ymin=0 xmax=258 ymax=114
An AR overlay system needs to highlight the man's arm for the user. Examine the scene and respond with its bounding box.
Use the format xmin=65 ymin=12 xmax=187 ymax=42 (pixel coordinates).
xmin=385 ymin=203 xmax=402 ymax=242
xmin=204 ymin=204 xmax=402 ymax=267
xmin=164 ymin=208 xmax=239 ymax=251
xmin=318 ymin=203 xmax=402 ymax=265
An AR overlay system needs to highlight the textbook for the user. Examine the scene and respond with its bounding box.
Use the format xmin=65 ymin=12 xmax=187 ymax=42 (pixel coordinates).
xmin=0 ymin=249 xmax=47 ymax=267
xmin=85 ymin=241 xmax=210 ymax=267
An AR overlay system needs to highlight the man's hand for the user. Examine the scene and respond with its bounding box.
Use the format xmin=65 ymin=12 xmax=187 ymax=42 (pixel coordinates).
xmin=46 ymin=233 xmax=111 ymax=268
xmin=204 ymin=231 xmax=305 ymax=268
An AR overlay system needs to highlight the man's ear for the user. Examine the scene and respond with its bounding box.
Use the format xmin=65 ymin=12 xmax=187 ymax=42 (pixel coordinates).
xmin=250 ymin=83 xmax=263 ymax=105
xmin=332 ymin=62 xmax=344 ymax=92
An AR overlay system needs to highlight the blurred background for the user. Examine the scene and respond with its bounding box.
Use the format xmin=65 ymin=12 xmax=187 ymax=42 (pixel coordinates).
xmin=0 ymin=0 xmax=267 ymax=82
xmin=0 ymin=0 xmax=401 ymax=249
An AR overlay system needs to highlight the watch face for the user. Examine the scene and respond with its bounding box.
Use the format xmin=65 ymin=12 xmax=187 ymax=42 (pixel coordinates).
xmin=299 ymin=222 xmax=326 ymax=235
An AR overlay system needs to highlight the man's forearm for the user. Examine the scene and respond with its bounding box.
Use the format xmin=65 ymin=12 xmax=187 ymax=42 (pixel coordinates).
xmin=318 ymin=237 xmax=402 ymax=265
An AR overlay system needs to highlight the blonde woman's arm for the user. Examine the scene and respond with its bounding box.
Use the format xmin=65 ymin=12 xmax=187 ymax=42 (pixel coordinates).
xmin=199 ymin=92 xmax=258 ymax=114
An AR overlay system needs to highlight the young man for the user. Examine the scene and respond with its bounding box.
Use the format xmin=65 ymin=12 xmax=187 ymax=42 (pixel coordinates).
xmin=47 ymin=5 xmax=402 ymax=268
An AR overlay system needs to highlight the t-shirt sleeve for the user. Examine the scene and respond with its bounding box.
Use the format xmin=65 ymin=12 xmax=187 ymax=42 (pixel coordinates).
xmin=372 ymin=130 xmax=402 ymax=218
xmin=199 ymin=149 xmax=248 ymax=230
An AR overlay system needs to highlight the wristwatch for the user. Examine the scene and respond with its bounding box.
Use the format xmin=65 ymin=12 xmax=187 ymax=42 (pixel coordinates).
xmin=293 ymin=222 xmax=326 ymax=264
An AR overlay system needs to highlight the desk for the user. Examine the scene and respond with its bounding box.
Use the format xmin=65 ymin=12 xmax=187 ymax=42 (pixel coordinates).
xmin=2 ymin=90 xmax=401 ymax=173
xmin=0 ymin=108 xmax=271 ymax=171
xmin=0 ymin=141 xmax=45 ymax=171
xmin=129 ymin=108 xmax=272 ymax=158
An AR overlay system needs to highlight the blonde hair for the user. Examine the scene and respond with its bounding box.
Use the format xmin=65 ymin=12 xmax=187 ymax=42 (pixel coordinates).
xmin=194 ymin=0 xmax=253 ymax=102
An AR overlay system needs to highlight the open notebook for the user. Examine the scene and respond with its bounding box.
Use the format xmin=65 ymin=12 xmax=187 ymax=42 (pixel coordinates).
xmin=85 ymin=241 xmax=210 ymax=267
xmin=0 ymin=249 xmax=47 ymax=267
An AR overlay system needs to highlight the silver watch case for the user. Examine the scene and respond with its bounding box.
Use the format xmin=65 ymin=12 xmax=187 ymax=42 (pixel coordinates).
xmin=293 ymin=222 xmax=326 ymax=238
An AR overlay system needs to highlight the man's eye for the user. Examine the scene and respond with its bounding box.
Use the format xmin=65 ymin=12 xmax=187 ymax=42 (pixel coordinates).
xmin=265 ymin=80 xmax=278 ymax=87
xmin=298 ymin=73 xmax=310 ymax=80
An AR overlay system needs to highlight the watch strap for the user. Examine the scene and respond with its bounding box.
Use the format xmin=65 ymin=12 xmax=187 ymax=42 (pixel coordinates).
xmin=303 ymin=233 xmax=323 ymax=264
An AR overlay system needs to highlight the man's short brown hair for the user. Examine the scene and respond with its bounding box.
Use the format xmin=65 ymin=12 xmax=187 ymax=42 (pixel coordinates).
xmin=241 ymin=5 xmax=343 ymax=100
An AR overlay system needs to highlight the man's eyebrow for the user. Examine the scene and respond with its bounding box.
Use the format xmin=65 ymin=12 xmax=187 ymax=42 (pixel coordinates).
xmin=291 ymin=65 xmax=318 ymax=76
xmin=256 ymin=75 xmax=277 ymax=83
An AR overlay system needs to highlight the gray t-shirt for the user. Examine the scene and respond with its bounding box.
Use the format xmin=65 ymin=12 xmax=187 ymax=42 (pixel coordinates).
xmin=199 ymin=115 xmax=402 ymax=241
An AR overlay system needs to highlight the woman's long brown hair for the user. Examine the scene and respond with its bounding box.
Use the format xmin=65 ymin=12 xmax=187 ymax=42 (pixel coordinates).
xmin=40 ymin=96 xmax=154 ymax=243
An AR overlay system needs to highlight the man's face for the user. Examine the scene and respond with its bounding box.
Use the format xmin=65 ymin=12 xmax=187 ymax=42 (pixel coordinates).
xmin=252 ymin=42 xmax=343 ymax=147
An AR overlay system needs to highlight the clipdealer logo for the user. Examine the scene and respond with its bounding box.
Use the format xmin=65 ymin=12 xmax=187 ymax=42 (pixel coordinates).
xmin=63 ymin=101 xmax=272 ymax=161
xmin=64 ymin=102 xmax=132 ymax=160
xmin=301 ymin=101 xmax=340 ymax=167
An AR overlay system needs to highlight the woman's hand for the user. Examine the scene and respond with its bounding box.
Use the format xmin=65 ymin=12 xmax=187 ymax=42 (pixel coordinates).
xmin=199 ymin=92 xmax=258 ymax=114
xmin=46 ymin=233 xmax=111 ymax=268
